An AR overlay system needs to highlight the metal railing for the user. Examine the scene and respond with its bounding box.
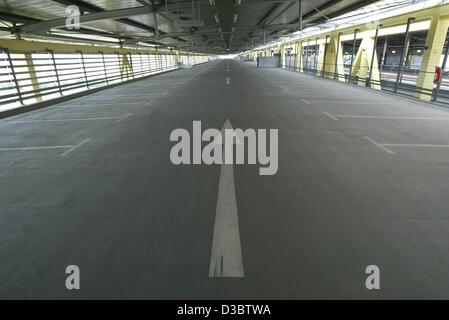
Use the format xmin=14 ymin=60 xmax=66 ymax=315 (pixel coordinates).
xmin=0 ymin=48 xmax=212 ymax=111
xmin=281 ymin=44 xmax=449 ymax=105
xmin=282 ymin=59 xmax=445 ymax=102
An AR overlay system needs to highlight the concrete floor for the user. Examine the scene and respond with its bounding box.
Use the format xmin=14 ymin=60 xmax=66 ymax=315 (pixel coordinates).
xmin=2 ymin=60 xmax=449 ymax=299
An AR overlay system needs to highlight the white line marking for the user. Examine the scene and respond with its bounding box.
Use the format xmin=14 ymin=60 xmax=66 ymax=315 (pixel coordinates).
xmin=209 ymin=119 xmax=244 ymax=278
xmin=310 ymin=101 xmax=399 ymax=105
xmin=0 ymin=138 xmax=92 ymax=157
xmin=60 ymin=138 xmax=92 ymax=157
xmin=225 ymin=77 xmax=231 ymax=85
xmin=0 ymin=145 xmax=72 ymax=152
xmin=301 ymin=98 xmax=311 ymax=105
xmin=117 ymin=113 xmax=132 ymax=123
xmin=90 ymin=93 xmax=166 ymax=98
xmin=162 ymin=91 xmax=168 ymax=96
xmin=331 ymin=115 xmax=449 ymax=121
xmin=145 ymin=100 xmax=154 ymax=106
xmin=364 ymin=136 xmax=395 ymax=154
xmin=383 ymin=143 xmax=449 ymax=148
xmin=1 ymin=116 xmax=125 ymax=124
xmin=85 ymin=96 xmax=166 ymax=101
xmin=57 ymin=102 xmax=149 ymax=108
xmin=323 ymin=112 xmax=339 ymax=121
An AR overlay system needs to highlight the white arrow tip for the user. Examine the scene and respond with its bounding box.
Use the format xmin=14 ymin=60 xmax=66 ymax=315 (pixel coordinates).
xmin=223 ymin=118 xmax=233 ymax=130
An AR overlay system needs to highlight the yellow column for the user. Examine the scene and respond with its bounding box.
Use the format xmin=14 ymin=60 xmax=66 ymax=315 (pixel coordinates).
xmin=120 ymin=53 xmax=133 ymax=80
xmin=416 ymin=14 xmax=449 ymax=101
xmin=351 ymin=30 xmax=381 ymax=90
xmin=316 ymin=39 xmax=326 ymax=77
xmin=323 ymin=33 xmax=344 ymax=81
xmin=279 ymin=44 xmax=285 ymax=68
xmin=295 ymin=41 xmax=303 ymax=72
xmin=24 ymin=53 xmax=43 ymax=102
xmin=176 ymin=50 xmax=181 ymax=67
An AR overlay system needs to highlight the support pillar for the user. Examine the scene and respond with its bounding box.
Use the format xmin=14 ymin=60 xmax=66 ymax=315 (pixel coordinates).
xmin=316 ymin=39 xmax=326 ymax=77
xmin=295 ymin=41 xmax=303 ymax=72
xmin=350 ymin=30 xmax=381 ymax=90
xmin=120 ymin=53 xmax=133 ymax=80
xmin=323 ymin=33 xmax=344 ymax=81
xmin=416 ymin=14 xmax=449 ymax=101
xmin=24 ymin=53 xmax=42 ymax=102
xmin=279 ymin=44 xmax=285 ymax=68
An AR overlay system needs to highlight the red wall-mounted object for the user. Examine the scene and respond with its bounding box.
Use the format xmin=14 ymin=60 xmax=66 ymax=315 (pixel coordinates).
xmin=434 ymin=66 xmax=442 ymax=84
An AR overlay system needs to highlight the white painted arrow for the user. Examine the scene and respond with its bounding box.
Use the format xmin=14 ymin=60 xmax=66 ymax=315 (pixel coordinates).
xmin=209 ymin=119 xmax=244 ymax=278
xmin=225 ymin=77 xmax=231 ymax=85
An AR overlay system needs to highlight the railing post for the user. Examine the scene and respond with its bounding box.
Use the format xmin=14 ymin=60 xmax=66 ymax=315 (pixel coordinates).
xmin=349 ymin=29 xmax=359 ymax=83
xmin=100 ymin=52 xmax=109 ymax=85
xmin=49 ymin=50 xmax=62 ymax=95
xmin=147 ymin=53 xmax=152 ymax=73
xmin=78 ymin=51 xmax=89 ymax=89
xmin=3 ymin=48 xmax=23 ymax=105
xmin=394 ymin=18 xmax=414 ymax=93
xmin=314 ymin=37 xmax=319 ymax=74
xmin=128 ymin=53 xmax=134 ymax=78
xmin=334 ymin=33 xmax=342 ymax=80
xmin=380 ymin=36 xmax=388 ymax=74
xmin=322 ymin=35 xmax=330 ymax=78
xmin=139 ymin=53 xmax=144 ymax=75
xmin=368 ymin=26 xmax=380 ymax=88
xmin=117 ymin=52 xmax=124 ymax=81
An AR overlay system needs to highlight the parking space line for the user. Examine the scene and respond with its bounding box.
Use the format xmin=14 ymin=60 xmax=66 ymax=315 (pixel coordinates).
xmin=384 ymin=143 xmax=449 ymax=148
xmin=364 ymin=136 xmax=395 ymax=154
xmin=1 ymin=116 xmax=127 ymax=124
xmin=331 ymin=114 xmax=449 ymax=121
xmin=0 ymin=145 xmax=72 ymax=152
xmin=365 ymin=136 xmax=449 ymax=154
xmin=57 ymin=102 xmax=151 ymax=108
xmin=312 ymin=101 xmax=399 ymax=105
xmin=0 ymin=138 xmax=92 ymax=157
xmin=324 ymin=112 xmax=339 ymax=121
xmin=86 ymin=95 xmax=167 ymax=100
xmin=117 ymin=113 xmax=132 ymax=123
xmin=301 ymin=98 xmax=311 ymax=105
xmin=60 ymin=138 xmax=92 ymax=157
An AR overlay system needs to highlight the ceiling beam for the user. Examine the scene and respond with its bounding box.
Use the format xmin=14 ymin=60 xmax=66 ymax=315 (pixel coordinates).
xmin=48 ymin=0 xmax=161 ymax=35
xmin=0 ymin=12 xmax=39 ymax=24
xmin=48 ymin=0 xmax=191 ymax=44
xmin=0 ymin=11 xmax=131 ymax=40
xmin=259 ymin=0 xmax=380 ymax=48
xmin=21 ymin=6 xmax=154 ymax=33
